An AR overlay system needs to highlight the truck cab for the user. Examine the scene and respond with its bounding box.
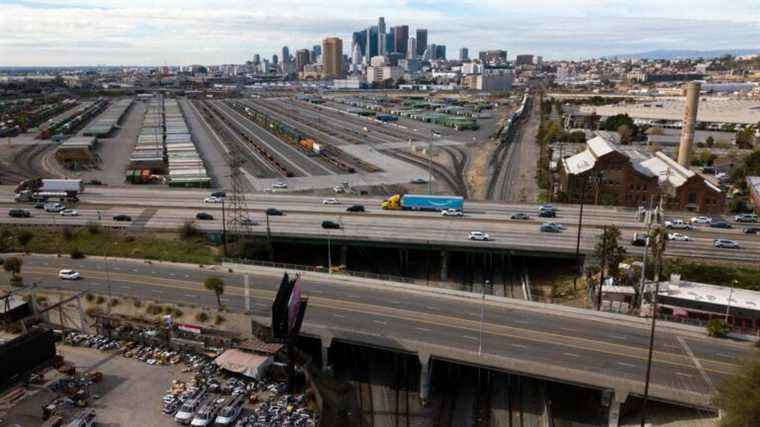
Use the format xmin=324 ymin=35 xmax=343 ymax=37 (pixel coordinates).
xmin=381 ymin=194 xmax=402 ymax=210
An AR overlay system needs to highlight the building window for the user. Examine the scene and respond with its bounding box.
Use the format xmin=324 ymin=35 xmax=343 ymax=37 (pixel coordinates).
xmin=688 ymin=192 xmax=697 ymax=204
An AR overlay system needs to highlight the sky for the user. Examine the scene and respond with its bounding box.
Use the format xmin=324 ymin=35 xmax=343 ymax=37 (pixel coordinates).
xmin=0 ymin=0 xmax=758 ymax=66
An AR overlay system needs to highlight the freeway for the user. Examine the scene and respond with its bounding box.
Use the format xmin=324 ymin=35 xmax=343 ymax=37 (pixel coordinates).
xmin=13 ymin=255 xmax=748 ymax=409
xmin=2 ymin=187 xmax=759 ymax=263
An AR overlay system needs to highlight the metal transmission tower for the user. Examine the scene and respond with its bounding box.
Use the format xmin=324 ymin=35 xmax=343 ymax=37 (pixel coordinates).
xmin=223 ymin=149 xmax=251 ymax=255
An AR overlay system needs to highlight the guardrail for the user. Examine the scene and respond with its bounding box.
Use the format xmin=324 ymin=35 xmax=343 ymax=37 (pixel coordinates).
xmin=223 ymin=258 xmax=416 ymax=284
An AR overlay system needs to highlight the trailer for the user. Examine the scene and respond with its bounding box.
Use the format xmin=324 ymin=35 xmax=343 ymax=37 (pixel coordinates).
xmin=381 ymin=194 xmax=464 ymax=211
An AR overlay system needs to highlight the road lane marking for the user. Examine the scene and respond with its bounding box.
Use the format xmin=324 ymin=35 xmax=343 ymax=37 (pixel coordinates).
xmin=608 ymin=335 xmax=627 ymax=340
xmin=425 ymin=305 xmax=438 ymax=311
xmin=463 ymin=335 xmax=478 ymax=340
xmin=184 ymin=294 xmax=198 ymax=298
xmin=151 ymin=289 xmax=163 ymax=294
xmin=616 ymin=362 xmax=636 ymax=368
xmin=513 ymin=320 xmax=529 ymax=324
xmin=332 ymin=314 xmax=346 ymax=319
xmin=563 ymin=352 xmax=580 ymax=358
xmin=416 ymin=327 xmax=431 ymax=332
xmin=310 ymin=290 xmax=324 ymax=294
xmin=560 ymin=327 xmax=577 ymax=332
xmin=511 ymin=344 xmax=528 ymax=349
xmin=716 ymin=353 xmax=735 ymax=359
xmin=373 ymin=320 xmax=387 ymax=325
xmin=675 ymin=372 xmax=694 ymax=377
xmin=677 ymin=336 xmax=716 ymax=393
xmin=132 ymin=269 xmax=139 ymax=272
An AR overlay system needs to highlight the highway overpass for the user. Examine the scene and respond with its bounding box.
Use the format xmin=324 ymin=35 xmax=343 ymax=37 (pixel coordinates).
xmin=13 ymin=254 xmax=748 ymax=425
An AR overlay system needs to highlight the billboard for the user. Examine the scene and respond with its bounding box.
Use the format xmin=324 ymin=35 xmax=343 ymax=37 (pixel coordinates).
xmin=272 ymin=273 xmax=307 ymax=340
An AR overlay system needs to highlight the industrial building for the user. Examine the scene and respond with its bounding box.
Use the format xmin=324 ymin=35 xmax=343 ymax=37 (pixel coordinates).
xmin=81 ymin=98 xmax=133 ymax=137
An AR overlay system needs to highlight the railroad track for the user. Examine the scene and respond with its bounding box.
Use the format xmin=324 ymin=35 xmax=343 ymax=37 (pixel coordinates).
xmin=380 ymin=149 xmax=466 ymax=196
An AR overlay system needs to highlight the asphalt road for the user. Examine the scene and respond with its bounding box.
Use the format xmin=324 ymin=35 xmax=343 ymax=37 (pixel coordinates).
xmin=2 ymin=187 xmax=759 ymax=264
xmin=14 ymin=255 xmax=748 ymax=407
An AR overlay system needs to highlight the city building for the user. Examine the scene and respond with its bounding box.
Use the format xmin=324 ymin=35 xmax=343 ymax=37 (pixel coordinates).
xmin=515 ymin=54 xmax=534 ymax=66
xmin=366 ymin=65 xmax=403 ymax=83
xmin=479 ymin=49 xmax=508 ymax=65
xmin=311 ymin=45 xmax=321 ymax=64
xmin=281 ymin=46 xmax=290 ymax=64
xmin=748 ymin=176 xmax=760 ymax=212
xmin=392 ymin=25 xmax=409 ymax=55
xmin=398 ymin=59 xmax=421 ymax=73
xmin=365 ymin=26 xmax=379 ymax=61
xmin=407 ymin=37 xmax=417 ymax=59
xmin=322 ymin=37 xmax=343 ymax=78
xmin=558 ymin=133 xmax=724 ymax=212
xmin=435 ymin=45 xmax=447 ymax=60
xmin=378 ymin=17 xmax=386 ymax=56
xmin=295 ymin=49 xmax=310 ymax=73
xmin=352 ymin=31 xmax=367 ymax=58
xmin=415 ymin=29 xmax=428 ymax=57
xmin=271 ymin=54 xmax=278 ymax=65
xmin=459 ymin=48 xmax=469 ymax=61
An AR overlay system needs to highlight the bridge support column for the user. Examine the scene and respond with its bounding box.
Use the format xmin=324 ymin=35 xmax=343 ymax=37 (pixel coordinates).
xmin=440 ymin=250 xmax=449 ymax=281
xmin=339 ymin=245 xmax=348 ymax=267
xmin=607 ymin=389 xmax=628 ymax=427
xmin=419 ymin=353 xmax=431 ymax=404
xmin=321 ymin=335 xmax=333 ymax=373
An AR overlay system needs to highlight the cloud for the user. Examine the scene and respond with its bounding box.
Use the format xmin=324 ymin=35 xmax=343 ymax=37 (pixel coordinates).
xmin=0 ymin=0 xmax=758 ymax=65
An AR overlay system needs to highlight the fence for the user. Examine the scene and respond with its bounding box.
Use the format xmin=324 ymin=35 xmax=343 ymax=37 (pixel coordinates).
xmin=223 ymin=258 xmax=416 ymax=284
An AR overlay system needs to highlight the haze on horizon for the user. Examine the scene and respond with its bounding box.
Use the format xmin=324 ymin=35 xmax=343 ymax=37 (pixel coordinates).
xmin=0 ymin=0 xmax=758 ymax=66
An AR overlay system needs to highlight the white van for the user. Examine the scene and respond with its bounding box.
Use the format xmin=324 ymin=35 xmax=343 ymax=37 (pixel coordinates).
xmin=174 ymin=391 xmax=207 ymax=425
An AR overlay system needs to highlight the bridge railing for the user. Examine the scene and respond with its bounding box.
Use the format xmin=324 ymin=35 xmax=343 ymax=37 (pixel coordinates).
xmin=223 ymin=258 xmax=417 ymax=284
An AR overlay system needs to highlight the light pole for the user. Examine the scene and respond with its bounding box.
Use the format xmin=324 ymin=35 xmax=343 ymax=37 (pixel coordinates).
xmin=427 ymin=138 xmax=433 ymax=194
xmin=725 ymin=279 xmax=737 ymax=323
xmin=327 ymin=231 xmax=332 ymax=274
xmin=478 ymin=280 xmax=491 ymax=357
xmin=637 ymin=196 xmax=655 ymax=312
xmin=573 ymin=176 xmax=588 ymax=291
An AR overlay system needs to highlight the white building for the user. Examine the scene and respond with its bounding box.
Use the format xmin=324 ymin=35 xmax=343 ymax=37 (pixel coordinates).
xmin=366 ymin=66 xmax=403 ymax=83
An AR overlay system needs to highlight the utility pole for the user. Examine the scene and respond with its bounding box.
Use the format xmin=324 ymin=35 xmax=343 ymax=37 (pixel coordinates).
xmin=573 ymin=177 xmax=588 ymax=291
xmin=427 ymin=137 xmax=433 ymax=194
xmin=725 ymin=279 xmax=737 ymax=323
xmin=221 ymin=197 xmax=228 ymax=257
xmin=327 ymin=231 xmax=332 ymax=274
xmin=640 ymin=228 xmax=666 ymax=427
xmin=637 ymin=195 xmax=655 ymax=311
xmin=478 ymin=280 xmax=490 ymax=357
xmin=596 ymin=226 xmax=607 ymax=311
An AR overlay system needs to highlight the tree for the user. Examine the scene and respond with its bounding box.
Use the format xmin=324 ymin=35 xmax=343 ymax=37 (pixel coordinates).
xmin=736 ymin=128 xmax=756 ymax=150
xmin=706 ymin=319 xmax=731 ymax=338
xmin=594 ymin=226 xmax=627 ymax=280
xmin=706 ymin=136 xmax=715 ymax=147
xmin=617 ymin=124 xmax=634 ymax=144
xmin=17 ymin=230 xmax=33 ymax=252
xmin=203 ymin=277 xmax=224 ymax=309
xmin=3 ymin=256 xmax=22 ymax=287
xmin=602 ymin=114 xmax=636 ymax=134
xmin=712 ymin=352 xmax=760 ymax=426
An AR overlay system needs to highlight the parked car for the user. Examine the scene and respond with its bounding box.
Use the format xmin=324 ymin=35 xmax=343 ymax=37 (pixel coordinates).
xmin=34 ymin=202 xmax=45 ymax=209
xmin=690 ymin=216 xmax=712 ymax=225
xmin=210 ymin=191 xmax=226 ymax=198
xmin=60 ymin=209 xmax=79 ymax=216
xmin=321 ymin=220 xmax=341 ymax=229
xmin=346 ymin=204 xmax=365 ymax=213
xmin=322 ymin=198 xmax=339 ymax=205
xmin=58 ymin=269 xmax=81 ymax=280
xmin=265 ymin=208 xmax=283 ymax=216
xmin=540 ymin=223 xmax=563 ymax=233
xmin=744 ymin=227 xmax=760 ymax=235
xmin=441 ymin=208 xmax=463 ymax=217
xmin=196 ymin=212 xmax=214 ymax=220
xmin=665 ymin=219 xmax=691 ymax=230
xmin=667 ymin=233 xmax=690 ymax=241
xmin=713 ymin=239 xmax=739 ymax=249
xmin=734 ymin=213 xmax=758 ymax=223
xmin=709 ymin=221 xmax=732 ymax=229
xmin=511 ymin=213 xmax=529 ymax=220
xmin=410 ymin=177 xmax=427 ymax=184
xmin=468 ymin=231 xmax=490 ymax=241
xmin=271 ymin=181 xmax=288 ymax=189
xmin=204 ymin=196 xmax=223 ymax=204
xmin=333 ymin=185 xmax=345 ymax=193
xmin=44 ymin=202 xmax=65 ymax=213
xmin=112 ymin=214 xmax=132 ymax=221
xmin=8 ymin=208 xmax=31 ymax=218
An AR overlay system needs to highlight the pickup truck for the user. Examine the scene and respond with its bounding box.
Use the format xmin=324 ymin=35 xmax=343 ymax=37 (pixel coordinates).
xmin=665 ymin=219 xmax=691 ymax=230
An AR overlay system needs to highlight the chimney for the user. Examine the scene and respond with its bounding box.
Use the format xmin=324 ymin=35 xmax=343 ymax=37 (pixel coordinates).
xmin=677 ymin=81 xmax=701 ymax=167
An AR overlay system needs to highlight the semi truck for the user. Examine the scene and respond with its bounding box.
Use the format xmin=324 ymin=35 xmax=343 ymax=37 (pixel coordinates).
xmin=381 ymin=194 xmax=464 ymax=211
xmin=14 ymin=178 xmax=84 ymax=203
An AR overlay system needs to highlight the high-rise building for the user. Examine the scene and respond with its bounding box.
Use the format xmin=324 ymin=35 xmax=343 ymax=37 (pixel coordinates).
xmin=282 ymin=46 xmax=290 ymax=64
xmin=385 ymin=33 xmax=394 ymax=55
xmin=459 ymin=47 xmax=469 ymax=61
xmin=312 ymin=45 xmax=322 ymax=64
xmin=252 ymin=54 xmax=260 ymax=65
xmin=365 ymin=26 xmax=379 ymax=61
xmin=415 ymin=29 xmax=428 ymax=57
xmin=378 ymin=17 xmax=386 ymax=56
xmin=515 ymin=54 xmax=534 ymax=66
xmin=295 ymin=49 xmax=310 ymax=73
xmin=351 ymin=42 xmax=362 ymax=66
xmin=435 ymin=45 xmax=446 ymax=60
xmin=479 ymin=50 xmax=508 ymax=65
xmin=272 ymin=54 xmax=278 ymax=65
xmin=352 ymin=31 xmax=367 ymax=57
xmin=322 ymin=37 xmax=344 ymax=78
xmin=391 ymin=25 xmax=409 ymax=55
xmin=407 ymin=37 xmax=416 ymax=59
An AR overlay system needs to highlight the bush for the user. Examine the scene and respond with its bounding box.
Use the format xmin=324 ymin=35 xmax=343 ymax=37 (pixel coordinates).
xmin=95 ymin=296 xmax=105 ymax=305
xmin=707 ymin=319 xmax=731 ymax=337
xmin=36 ymin=295 xmax=48 ymax=304
xmin=133 ymin=299 xmax=142 ymax=308
xmin=70 ymin=248 xmax=85 ymax=259
xmin=9 ymin=276 xmax=23 ymax=287
xmin=109 ymin=298 xmax=120 ymax=307
xmin=179 ymin=221 xmax=200 ymax=239
xmin=173 ymin=308 xmax=183 ymax=317
xmin=85 ymin=293 xmax=95 ymax=302
xmin=85 ymin=307 xmax=102 ymax=317
xmin=195 ymin=312 xmax=209 ymax=322
xmin=86 ymin=222 xmax=101 ymax=235
xmin=146 ymin=304 xmax=163 ymax=315
xmin=61 ymin=227 xmax=75 ymax=242
xmin=214 ymin=314 xmax=225 ymax=325
xmin=163 ymin=306 xmax=174 ymax=315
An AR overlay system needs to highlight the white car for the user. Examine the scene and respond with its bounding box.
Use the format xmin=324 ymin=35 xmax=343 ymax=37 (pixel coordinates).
xmin=322 ymin=198 xmax=339 ymax=205
xmin=271 ymin=181 xmax=288 ymax=189
xmin=468 ymin=231 xmax=490 ymax=241
xmin=441 ymin=208 xmax=464 ymax=217
xmin=333 ymin=185 xmax=345 ymax=193
xmin=690 ymin=216 xmax=712 ymax=225
xmin=667 ymin=233 xmax=690 ymax=241
xmin=58 ymin=269 xmax=81 ymax=280
xmin=714 ymin=239 xmax=739 ymax=249
xmin=60 ymin=209 xmax=79 ymax=216
xmin=204 ymin=196 xmax=223 ymax=204
xmin=665 ymin=219 xmax=691 ymax=230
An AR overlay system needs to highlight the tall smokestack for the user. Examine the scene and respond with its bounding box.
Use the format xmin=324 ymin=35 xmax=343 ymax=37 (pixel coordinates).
xmin=677 ymin=81 xmax=701 ymax=167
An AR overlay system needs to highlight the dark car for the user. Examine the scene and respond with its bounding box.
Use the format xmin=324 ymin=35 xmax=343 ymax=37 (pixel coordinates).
xmin=744 ymin=227 xmax=760 ymax=235
xmin=210 ymin=191 xmax=226 ymax=198
xmin=538 ymin=210 xmax=556 ymax=218
xmin=113 ymin=214 xmax=132 ymax=222
xmin=34 ymin=202 xmax=45 ymax=209
xmin=709 ymin=221 xmax=732 ymax=229
xmin=511 ymin=213 xmax=529 ymax=220
xmin=346 ymin=204 xmax=365 ymax=213
xmin=321 ymin=220 xmax=341 ymax=229
xmin=241 ymin=218 xmax=258 ymax=226
xmin=8 ymin=209 xmax=31 ymax=218
xmin=265 ymin=208 xmax=283 ymax=216
xmin=196 ymin=212 xmax=213 ymax=220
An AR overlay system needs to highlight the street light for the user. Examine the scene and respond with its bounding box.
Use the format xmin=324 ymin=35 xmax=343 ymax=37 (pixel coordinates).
xmin=725 ymin=279 xmax=737 ymax=323
xmin=326 ymin=230 xmax=332 ymax=275
xmin=478 ymin=280 xmax=491 ymax=357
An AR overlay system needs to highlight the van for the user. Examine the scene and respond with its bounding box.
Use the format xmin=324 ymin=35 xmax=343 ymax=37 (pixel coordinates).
xmin=8 ymin=208 xmax=31 ymax=218
xmin=174 ymin=390 xmax=207 ymax=425
xmin=214 ymin=396 xmax=244 ymax=426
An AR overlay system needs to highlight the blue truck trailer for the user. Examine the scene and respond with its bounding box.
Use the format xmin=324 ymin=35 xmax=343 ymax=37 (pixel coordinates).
xmin=381 ymin=194 xmax=464 ymax=211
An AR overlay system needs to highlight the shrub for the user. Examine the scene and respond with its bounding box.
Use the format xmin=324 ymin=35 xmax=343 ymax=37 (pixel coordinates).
xmin=70 ymin=248 xmax=85 ymax=259
xmin=17 ymin=230 xmax=33 ymax=252
xmin=173 ymin=308 xmax=183 ymax=317
xmin=179 ymin=221 xmax=200 ymax=239
xmin=36 ymin=295 xmax=48 ymax=304
xmin=163 ymin=305 xmax=174 ymax=315
xmin=9 ymin=276 xmax=23 ymax=287
xmin=146 ymin=304 xmax=163 ymax=315
xmin=707 ymin=319 xmax=731 ymax=337
xmin=85 ymin=293 xmax=95 ymax=302
xmin=85 ymin=307 xmax=102 ymax=317
xmin=86 ymin=222 xmax=101 ymax=235
xmin=133 ymin=299 xmax=142 ymax=308
xmin=195 ymin=312 xmax=209 ymax=322
xmin=95 ymin=296 xmax=105 ymax=305
xmin=109 ymin=298 xmax=120 ymax=307
xmin=214 ymin=314 xmax=225 ymax=325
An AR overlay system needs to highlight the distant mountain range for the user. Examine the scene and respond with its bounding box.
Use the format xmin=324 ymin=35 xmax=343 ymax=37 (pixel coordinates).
xmin=604 ymin=49 xmax=760 ymax=60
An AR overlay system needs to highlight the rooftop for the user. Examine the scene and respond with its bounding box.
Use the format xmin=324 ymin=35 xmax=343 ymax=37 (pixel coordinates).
xmin=646 ymin=277 xmax=760 ymax=312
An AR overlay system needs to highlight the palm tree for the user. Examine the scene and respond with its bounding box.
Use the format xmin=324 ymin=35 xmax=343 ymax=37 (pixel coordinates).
xmin=3 ymin=256 xmax=23 ymax=287
xmin=203 ymin=277 xmax=224 ymax=309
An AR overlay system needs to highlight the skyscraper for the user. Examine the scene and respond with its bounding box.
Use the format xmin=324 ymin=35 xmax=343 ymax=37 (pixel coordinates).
xmin=281 ymin=46 xmax=290 ymax=64
xmin=378 ymin=17 xmax=386 ymax=56
xmin=435 ymin=45 xmax=446 ymax=60
xmin=385 ymin=33 xmax=394 ymax=55
xmin=459 ymin=47 xmax=469 ymax=61
xmin=407 ymin=37 xmax=416 ymax=59
xmin=322 ymin=37 xmax=343 ymax=78
xmin=272 ymin=54 xmax=278 ymax=65
xmin=252 ymin=54 xmax=260 ymax=65
xmin=415 ymin=29 xmax=428 ymax=57
xmin=312 ymin=44 xmax=321 ymax=63
xmin=365 ymin=26 xmax=379 ymax=60
xmin=391 ymin=25 xmax=409 ymax=55
xmin=295 ymin=49 xmax=310 ymax=72
xmin=352 ymin=31 xmax=367 ymax=57
xmin=351 ymin=41 xmax=362 ymax=66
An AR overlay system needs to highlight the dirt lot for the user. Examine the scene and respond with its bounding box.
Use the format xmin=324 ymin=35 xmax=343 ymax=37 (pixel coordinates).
xmin=2 ymin=344 xmax=186 ymax=427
